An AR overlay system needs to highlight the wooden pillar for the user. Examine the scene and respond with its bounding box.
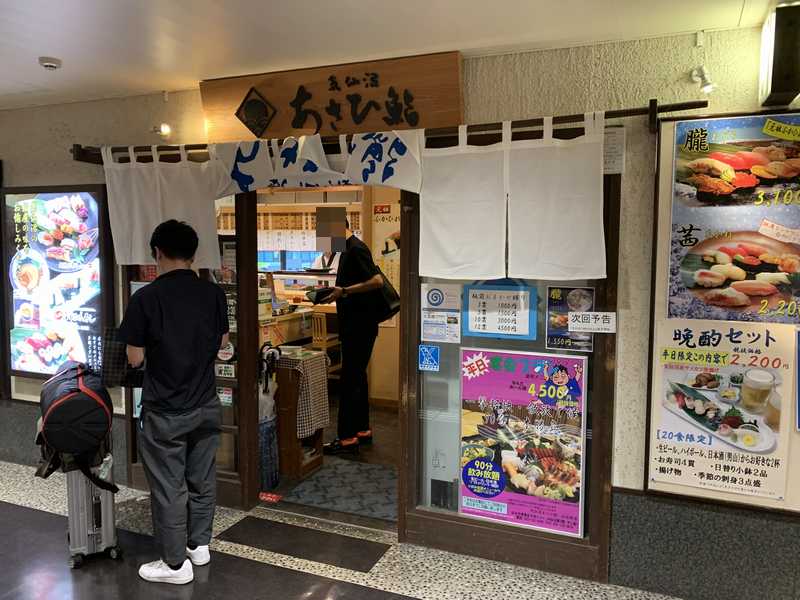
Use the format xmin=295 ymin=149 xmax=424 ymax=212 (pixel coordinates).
xmin=235 ymin=191 xmax=260 ymax=509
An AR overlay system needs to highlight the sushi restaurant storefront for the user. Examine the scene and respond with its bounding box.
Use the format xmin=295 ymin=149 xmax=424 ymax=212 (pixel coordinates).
xmin=23 ymin=49 xmax=758 ymax=583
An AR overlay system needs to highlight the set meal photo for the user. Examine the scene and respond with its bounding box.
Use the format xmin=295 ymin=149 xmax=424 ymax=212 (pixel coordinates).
xmin=662 ymin=366 xmax=782 ymax=454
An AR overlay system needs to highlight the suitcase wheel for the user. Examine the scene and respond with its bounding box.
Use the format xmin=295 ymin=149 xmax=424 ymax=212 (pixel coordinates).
xmin=108 ymin=546 xmax=123 ymax=560
xmin=68 ymin=554 xmax=84 ymax=569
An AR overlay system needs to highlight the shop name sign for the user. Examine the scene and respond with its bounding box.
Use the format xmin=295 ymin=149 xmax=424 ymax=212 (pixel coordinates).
xmin=200 ymin=52 xmax=463 ymax=142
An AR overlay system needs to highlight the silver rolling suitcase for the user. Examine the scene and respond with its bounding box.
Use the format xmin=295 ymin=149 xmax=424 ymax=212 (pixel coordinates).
xmin=66 ymin=469 xmax=122 ymax=569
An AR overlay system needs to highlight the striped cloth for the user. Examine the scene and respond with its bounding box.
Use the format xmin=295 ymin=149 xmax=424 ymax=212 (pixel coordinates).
xmin=278 ymin=351 xmax=330 ymax=439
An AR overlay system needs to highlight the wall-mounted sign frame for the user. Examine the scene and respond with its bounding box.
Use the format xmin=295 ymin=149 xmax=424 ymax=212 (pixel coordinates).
xmin=200 ymin=52 xmax=463 ymax=142
xmin=1 ymin=185 xmax=114 ymax=379
xmin=462 ymin=281 xmax=537 ymax=341
xmin=648 ymin=111 xmax=800 ymax=513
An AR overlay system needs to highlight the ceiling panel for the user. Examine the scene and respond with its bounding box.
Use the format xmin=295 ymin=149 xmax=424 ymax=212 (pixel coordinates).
xmin=0 ymin=0 xmax=771 ymax=109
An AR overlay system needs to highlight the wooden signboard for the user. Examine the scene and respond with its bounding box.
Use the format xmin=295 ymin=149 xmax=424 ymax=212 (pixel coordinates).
xmin=200 ymin=52 xmax=462 ymax=142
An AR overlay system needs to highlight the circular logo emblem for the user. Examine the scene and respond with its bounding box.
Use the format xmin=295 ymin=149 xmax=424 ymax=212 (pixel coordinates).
xmin=217 ymin=343 xmax=235 ymax=362
xmin=427 ymin=288 xmax=445 ymax=307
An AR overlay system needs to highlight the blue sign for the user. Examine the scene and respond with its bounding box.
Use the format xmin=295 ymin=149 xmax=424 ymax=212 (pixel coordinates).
xmin=418 ymin=344 xmax=440 ymax=372
xmin=462 ymin=458 xmax=506 ymax=498
xmin=462 ymin=280 xmax=538 ymax=341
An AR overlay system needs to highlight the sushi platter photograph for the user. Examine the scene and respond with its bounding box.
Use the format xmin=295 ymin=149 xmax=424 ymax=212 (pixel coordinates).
xmin=459 ymin=349 xmax=587 ymax=537
xmin=3 ymin=189 xmax=107 ymax=376
xmin=648 ymin=317 xmax=793 ymax=501
xmin=667 ymin=114 xmax=800 ymax=324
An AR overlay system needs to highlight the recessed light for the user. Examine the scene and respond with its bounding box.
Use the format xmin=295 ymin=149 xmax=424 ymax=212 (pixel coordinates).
xmin=38 ymin=56 xmax=62 ymax=71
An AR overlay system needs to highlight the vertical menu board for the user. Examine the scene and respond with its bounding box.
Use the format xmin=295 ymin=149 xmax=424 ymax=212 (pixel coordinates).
xmin=3 ymin=188 xmax=110 ymax=376
xmin=649 ymin=114 xmax=800 ymax=511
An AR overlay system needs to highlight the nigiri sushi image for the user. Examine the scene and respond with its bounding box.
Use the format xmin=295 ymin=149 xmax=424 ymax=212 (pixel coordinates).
xmin=60 ymin=238 xmax=77 ymax=251
xmin=730 ymin=280 xmax=779 ymax=297
xmin=710 ymin=263 xmax=747 ymax=281
xmin=765 ymin=161 xmax=799 ymax=179
xmin=693 ymin=269 xmax=726 ymax=288
xmin=737 ymin=242 xmax=769 ymax=256
xmin=708 ymin=152 xmax=748 ymax=170
xmin=703 ymin=287 xmax=750 ymax=307
xmin=779 ymin=254 xmax=800 ymax=274
xmin=735 ymin=151 xmax=770 ymax=169
xmin=37 ymin=232 xmax=54 ymax=247
xmin=686 ymin=158 xmax=735 ymax=182
xmin=754 ymin=145 xmax=787 ymax=161
xmin=756 ymin=272 xmax=791 ymax=286
xmin=77 ymin=233 xmax=93 ymax=251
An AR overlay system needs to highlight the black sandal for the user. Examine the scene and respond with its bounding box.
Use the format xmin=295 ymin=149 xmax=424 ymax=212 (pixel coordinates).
xmin=323 ymin=438 xmax=360 ymax=455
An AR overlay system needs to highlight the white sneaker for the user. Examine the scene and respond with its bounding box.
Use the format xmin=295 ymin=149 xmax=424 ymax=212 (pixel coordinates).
xmin=186 ymin=545 xmax=211 ymax=566
xmin=138 ymin=559 xmax=194 ymax=585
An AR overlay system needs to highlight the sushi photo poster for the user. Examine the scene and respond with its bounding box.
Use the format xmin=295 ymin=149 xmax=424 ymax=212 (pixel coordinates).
xmin=2 ymin=188 xmax=109 ymax=377
xmin=668 ymin=113 xmax=800 ymax=325
xmin=545 ymin=286 xmax=595 ymax=352
xmin=459 ymin=348 xmax=587 ymax=537
xmin=651 ymin=117 xmax=800 ymax=512
xmin=648 ymin=319 xmax=793 ymax=501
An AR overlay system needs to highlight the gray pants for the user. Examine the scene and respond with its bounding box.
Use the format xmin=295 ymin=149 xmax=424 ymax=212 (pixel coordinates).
xmin=138 ymin=403 xmax=221 ymax=565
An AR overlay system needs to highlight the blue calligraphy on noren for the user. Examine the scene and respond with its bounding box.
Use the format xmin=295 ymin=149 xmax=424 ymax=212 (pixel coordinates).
xmin=357 ymin=133 xmax=409 ymax=184
xmin=230 ymin=142 xmax=261 ymax=192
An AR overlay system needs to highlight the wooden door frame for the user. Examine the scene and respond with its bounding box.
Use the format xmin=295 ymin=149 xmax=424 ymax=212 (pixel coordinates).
xmin=397 ymin=174 xmax=621 ymax=581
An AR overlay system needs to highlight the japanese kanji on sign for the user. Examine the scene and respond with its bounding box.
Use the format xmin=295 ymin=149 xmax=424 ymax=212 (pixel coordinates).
xmin=649 ymin=319 xmax=793 ymax=501
xmin=460 ymin=348 xmax=587 ymax=537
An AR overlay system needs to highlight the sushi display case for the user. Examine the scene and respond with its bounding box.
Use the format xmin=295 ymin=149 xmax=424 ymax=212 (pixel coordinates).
xmin=1 ymin=186 xmax=114 ymax=378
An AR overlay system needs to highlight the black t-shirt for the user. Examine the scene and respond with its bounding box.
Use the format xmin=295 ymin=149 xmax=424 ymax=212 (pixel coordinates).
xmin=118 ymin=270 xmax=228 ymax=414
xmin=335 ymin=236 xmax=380 ymax=326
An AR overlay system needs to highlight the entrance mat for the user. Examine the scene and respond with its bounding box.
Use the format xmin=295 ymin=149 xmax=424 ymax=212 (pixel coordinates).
xmin=283 ymin=457 xmax=397 ymax=522
xmin=217 ymin=516 xmax=390 ymax=572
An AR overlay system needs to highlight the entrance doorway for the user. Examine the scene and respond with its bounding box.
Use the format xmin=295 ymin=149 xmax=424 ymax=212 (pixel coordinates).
xmin=215 ymin=185 xmax=401 ymax=529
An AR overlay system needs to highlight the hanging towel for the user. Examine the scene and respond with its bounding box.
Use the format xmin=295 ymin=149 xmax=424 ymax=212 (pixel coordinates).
xmin=507 ymin=112 xmax=606 ymax=280
xmin=344 ymin=130 xmax=423 ymax=192
xmin=102 ymin=146 xmax=226 ymax=269
xmin=419 ymin=125 xmax=508 ymax=280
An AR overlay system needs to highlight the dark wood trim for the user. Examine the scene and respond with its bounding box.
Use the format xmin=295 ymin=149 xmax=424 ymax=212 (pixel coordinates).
xmin=235 ymin=191 xmax=260 ymax=510
xmin=398 ymin=176 xmax=621 ymax=581
xmin=398 ymin=190 xmax=421 ymax=542
xmin=405 ymin=509 xmax=603 ymax=580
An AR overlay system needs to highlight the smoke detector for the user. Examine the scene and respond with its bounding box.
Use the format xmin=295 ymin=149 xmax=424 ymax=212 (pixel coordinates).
xmin=38 ymin=56 xmax=63 ymax=71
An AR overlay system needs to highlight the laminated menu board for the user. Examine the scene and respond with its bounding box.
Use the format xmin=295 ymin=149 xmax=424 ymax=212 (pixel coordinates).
xmin=667 ymin=113 xmax=800 ymax=324
xmin=459 ymin=349 xmax=587 ymax=537
xmin=3 ymin=187 xmax=112 ymax=377
xmin=650 ymin=114 xmax=800 ymax=512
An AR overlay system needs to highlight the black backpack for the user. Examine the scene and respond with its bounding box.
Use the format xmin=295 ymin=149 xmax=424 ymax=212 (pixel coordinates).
xmin=40 ymin=361 xmax=113 ymax=455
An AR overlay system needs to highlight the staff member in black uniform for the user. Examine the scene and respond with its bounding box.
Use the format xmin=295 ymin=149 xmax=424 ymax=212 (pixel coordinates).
xmin=119 ymin=220 xmax=229 ymax=585
xmin=322 ymin=221 xmax=383 ymax=454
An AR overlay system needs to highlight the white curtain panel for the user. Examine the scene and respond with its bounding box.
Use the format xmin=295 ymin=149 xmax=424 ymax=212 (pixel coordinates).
xmin=419 ymin=125 xmax=507 ymax=280
xmin=102 ymin=146 xmax=226 ymax=269
xmin=507 ymin=112 xmax=606 ymax=280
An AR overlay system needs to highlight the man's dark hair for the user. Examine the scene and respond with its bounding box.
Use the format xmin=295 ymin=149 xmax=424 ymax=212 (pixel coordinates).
xmin=552 ymin=365 xmax=569 ymax=376
xmin=150 ymin=220 xmax=199 ymax=261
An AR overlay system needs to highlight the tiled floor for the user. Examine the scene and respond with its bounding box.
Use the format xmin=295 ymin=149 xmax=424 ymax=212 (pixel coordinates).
xmin=0 ymin=460 xmax=682 ymax=600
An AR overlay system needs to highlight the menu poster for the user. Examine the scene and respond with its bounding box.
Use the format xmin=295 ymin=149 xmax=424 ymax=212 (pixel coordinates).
xmin=649 ymin=319 xmax=792 ymax=500
xmin=4 ymin=190 xmax=107 ymax=376
xmin=463 ymin=284 xmax=537 ymax=341
xmin=669 ymin=114 xmax=800 ymax=324
xmin=546 ymin=287 xmax=595 ymax=352
xmin=460 ymin=349 xmax=587 ymax=537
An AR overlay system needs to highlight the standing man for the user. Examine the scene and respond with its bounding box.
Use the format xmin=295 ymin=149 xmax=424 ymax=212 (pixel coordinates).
xmin=119 ymin=220 xmax=229 ymax=585
xmin=322 ymin=221 xmax=383 ymax=454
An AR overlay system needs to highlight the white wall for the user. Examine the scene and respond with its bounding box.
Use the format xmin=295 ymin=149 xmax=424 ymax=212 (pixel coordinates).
xmin=0 ymin=27 xmax=791 ymax=488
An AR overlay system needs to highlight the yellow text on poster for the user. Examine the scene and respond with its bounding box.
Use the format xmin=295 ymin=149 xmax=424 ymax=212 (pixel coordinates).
xmin=762 ymin=118 xmax=800 ymax=142
xmin=658 ymin=347 xmax=729 ymax=367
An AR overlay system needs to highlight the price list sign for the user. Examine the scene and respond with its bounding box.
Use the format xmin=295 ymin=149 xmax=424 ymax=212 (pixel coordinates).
xmin=463 ymin=284 xmax=536 ymax=341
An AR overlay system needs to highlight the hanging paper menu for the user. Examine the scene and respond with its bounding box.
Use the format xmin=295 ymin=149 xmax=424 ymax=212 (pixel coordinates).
xmin=4 ymin=190 xmax=107 ymax=376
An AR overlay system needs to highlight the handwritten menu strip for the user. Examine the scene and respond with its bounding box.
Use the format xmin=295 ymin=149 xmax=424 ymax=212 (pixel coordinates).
xmin=467 ymin=289 xmax=530 ymax=337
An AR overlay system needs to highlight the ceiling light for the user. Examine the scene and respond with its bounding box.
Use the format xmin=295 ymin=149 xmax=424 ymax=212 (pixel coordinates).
xmin=153 ymin=123 xmax=171 ymax=138
xmin=691 ymin=66 xmax=715 ymax=94
xmin=38 ymin=56 xmax=62 ymax=71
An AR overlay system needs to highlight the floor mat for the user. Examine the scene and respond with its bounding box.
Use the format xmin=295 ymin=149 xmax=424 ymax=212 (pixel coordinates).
xmin=283 ymin=457 xmax=397 ymax=522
